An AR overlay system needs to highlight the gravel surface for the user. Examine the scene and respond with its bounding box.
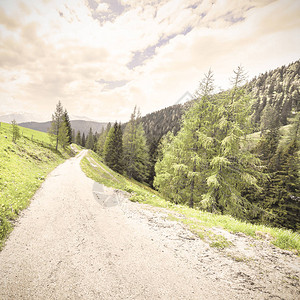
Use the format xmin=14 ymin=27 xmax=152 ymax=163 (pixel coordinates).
xmin=0 ymin=150 xmax=299 ymax=299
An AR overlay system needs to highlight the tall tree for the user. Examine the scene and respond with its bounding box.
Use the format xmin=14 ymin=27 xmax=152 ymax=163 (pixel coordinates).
xmin=253 ymin=112 xmax=300 ymax=230
xmin=155 ymin=68 xmax=262 ymax=217
xmin=97 ymin=123 xmax=111 ymax=156
xmin=123 ymin=107 xmax=149 ymax=182
xmin=63 ymin=109 xmax=72 ymax=145
xmin=85 ymin=128 xmax=94 ymax=149
xmin=49 ymin=101 xmax=65 ymax=150
xmin=75 ymin=130 xmax=81 ymax=146
xmin=72 ymin=129 xmax=76 ymax=143
xmin=260 ymin=103 xmax=280 ymax=136
xmin=58 ymin=120 xmax=69 ymax=149
xmin=104 ymin=122 xmax=123 ymax=173
xmin=81 ymin=132 xmax=86 ymax=147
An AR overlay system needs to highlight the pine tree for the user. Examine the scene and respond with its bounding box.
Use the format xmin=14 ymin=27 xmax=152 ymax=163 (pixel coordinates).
xmin=48 ymin=101 xmax=64 ymax=150
xmin=123 ymin=107 xmax=149 ymax=182
xmin=82 ymin=133 xmax=86 ymax=147
xmin=260 ymin=103 xmax=281 ymax=135
xmin=72 ymin=129 xmax=76 ymax=143
xmin=58 ymin=120 xmax=69 ymax=149
xmin=104 ymin=122 xmax=123 ymax=173
xmin=97 ymin=123 xmax=111 ymax=156
xmin=63 ymin=109 xmax=72 ymax=145
xmin=155 ymin=68 xmax=262 ymax=216
xmin=258 ymin=113 xmax=300 ymax=230
xmin=85 ymin=128 xmax=94 ymax=149
xmin=75 ymin=130 xmax=81 ymax=145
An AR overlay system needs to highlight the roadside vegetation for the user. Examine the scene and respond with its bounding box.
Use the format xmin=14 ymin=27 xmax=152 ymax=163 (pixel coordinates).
xmin=81 ymin=149 xmax=300 ymax=254
xmin=0 ymin=122 xmax=73 ymax=249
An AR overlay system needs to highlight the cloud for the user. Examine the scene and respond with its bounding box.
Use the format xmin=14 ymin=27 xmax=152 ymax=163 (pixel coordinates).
xmin=0 ymin=0 xmax=299 ymax=122
xmin=0 ymin=7 xmax=19 ymax=30
xmin=96 ymin=3 xmax=110 ymax=13
xmin=96 ymin=79 xmax=129 ymax=91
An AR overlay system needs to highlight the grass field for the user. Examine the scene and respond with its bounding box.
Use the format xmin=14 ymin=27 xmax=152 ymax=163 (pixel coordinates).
xmin=0 ymin=122 xmax=72 ymax=248
xmin=81 ymin=150 xmax=300 ymax=254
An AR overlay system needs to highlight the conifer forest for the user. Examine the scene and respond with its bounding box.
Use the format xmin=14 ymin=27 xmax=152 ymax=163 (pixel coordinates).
xmin=74 ymin=60 xmax=300 ymax=231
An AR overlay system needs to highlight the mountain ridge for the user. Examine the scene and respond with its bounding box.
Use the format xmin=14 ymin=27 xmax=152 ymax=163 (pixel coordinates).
xmin=19 ymin=120 xmax=107 ymax=135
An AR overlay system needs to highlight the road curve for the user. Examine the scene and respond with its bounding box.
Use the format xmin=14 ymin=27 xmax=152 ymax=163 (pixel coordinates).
xmin=0 ymin=150 xmax=242 ymax=299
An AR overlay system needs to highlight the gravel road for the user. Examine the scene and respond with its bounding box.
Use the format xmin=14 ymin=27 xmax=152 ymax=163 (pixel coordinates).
xmin=0 ymin=150 xmax=299 ymax=299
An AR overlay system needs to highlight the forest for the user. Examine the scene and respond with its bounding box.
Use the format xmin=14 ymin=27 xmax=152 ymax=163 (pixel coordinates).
xmin=69 ymin=60 xmax=299 ymax=231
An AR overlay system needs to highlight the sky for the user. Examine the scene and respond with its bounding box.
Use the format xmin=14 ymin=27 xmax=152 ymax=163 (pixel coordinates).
xmin=0 ymin=0 xmax=299 ymax=122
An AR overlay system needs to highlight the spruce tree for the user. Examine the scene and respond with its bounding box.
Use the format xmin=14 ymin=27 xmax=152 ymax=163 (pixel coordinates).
xmin=123 ymin=107 xmax=149 ymax=182
xmin=49 ymin=101 xmax=64 ymax=150
xmin=256 ymin=112 xmax=300 ymax=230
xmin=85 ymin=128 xmax=94 ymax=149
xmin=82 ymin=133 xmax=86 ymax=147
xmin=58 ymin=120 xmax=69 ymax=149
xmin=97 ymin=123 xmax=111 ymax=156
xmin=75 ymin=130 xmax=81 ymax=146
xmin=63 ymin=109 xmax=72 ymax=145
xmin=72 ymin=129 xmax=76 ymax=143
xmin=155 ymin=68 xmax=262 ymax=216
xmin=104 ymin=122 xmax=123 ymax=173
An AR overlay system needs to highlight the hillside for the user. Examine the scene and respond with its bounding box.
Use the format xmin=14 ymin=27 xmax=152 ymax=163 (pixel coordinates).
xmin=19 ymin=120 xmax=107 ymax=135
xmin=139 ymin=60 xmax=300 ymax=143
xmin=0 ymin=122 xmax=72 ymax=248
xmin=81 ymin=150 xmax=300 ymax=252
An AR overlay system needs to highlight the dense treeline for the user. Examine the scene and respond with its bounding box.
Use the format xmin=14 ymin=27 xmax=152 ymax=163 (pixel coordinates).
xmin=153 ymin=67 xmax=299 ymax=230
xmin=140 ymin=60 xmax=300 ymax=144
xmin=247 ymin=60 xmax=300 ymax=128
xmin=80 ymin=60 xmax=299 ymax=230
xmin=93 ymin=107 xmax=150 ymax=182
xmin=135 ymin=60 xmax=300 ymax=186
xmin=73 ymin=127 xmax=99 ymax=150
xmin=246 ymin=112 xmax=300 ymax=230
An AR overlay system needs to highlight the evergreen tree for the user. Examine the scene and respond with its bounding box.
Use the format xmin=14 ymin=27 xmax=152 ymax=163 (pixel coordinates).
xmin=85 ymin=128 xmax=94 ymax=149
xmin=82 ymin=132 xmax=86 ymax=147
xmin=254 ymin=113 xmax=300 ymax=230
xmin=48 ymin=101 xmax=65 ymax=150
xmin=104 ymin=122 xmax=123 ymax=173
xmin=97 ymin=123 xmax=111 ymax=156
xmin=260 ymin=103 xmax=280 ymax=136
xmin=123 ymin=107 xmax=149 ymax=182
xmin=155 ymin=68 xmax=262 ymax=216
xmin=72 ymin=129 xmax=76 ymax=143
xmin=63 ymin=109 xmax=72 ymax=144
xmin=58 ymin=120 xmax=69 ymax=149
xmin=75 ymin=130 xmax=81 ymax=146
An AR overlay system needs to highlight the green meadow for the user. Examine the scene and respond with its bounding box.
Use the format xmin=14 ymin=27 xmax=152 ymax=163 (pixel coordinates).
xmin=0 ymin=122 xmax=72 ymax=248
xmin=81 ymin=150 xmax=300 ymax=254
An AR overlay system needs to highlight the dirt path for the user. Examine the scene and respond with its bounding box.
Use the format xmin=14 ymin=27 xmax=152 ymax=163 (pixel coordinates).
xmin=0 ymin=151 xmax=299 ymax=299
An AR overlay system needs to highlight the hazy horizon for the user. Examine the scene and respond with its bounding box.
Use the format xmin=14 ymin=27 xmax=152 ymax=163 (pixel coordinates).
xmin=1 ymin=0 xmax=299 ymax=122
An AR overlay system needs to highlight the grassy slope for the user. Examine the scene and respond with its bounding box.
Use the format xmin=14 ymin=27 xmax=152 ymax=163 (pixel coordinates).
xmin=0 ymin=122 xmax=72 ymax=248
xmin=81 ymin=150 xmax=300 ymax=254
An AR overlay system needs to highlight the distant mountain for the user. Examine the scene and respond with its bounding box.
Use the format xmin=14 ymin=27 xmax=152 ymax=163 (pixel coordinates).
xmin=19 ymin=120 xmax=107 ymax=135
xmin=0 ymin=112 xmax=97 ymax=124
xmin=0 ymin=113 xmax=47 ymax=123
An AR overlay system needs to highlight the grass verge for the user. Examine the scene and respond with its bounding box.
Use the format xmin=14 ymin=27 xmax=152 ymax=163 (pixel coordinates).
xmin=81 ymin=150 xmax=300 ymax=254
xmin=0 ymin=122 xmax=73 ymax=249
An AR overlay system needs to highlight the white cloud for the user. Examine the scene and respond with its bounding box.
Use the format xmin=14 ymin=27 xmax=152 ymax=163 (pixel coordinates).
xmin=96 ymin=3 xmax=110 ymax=13
xmin=0 ymin=0 xmax=299 ymax=122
